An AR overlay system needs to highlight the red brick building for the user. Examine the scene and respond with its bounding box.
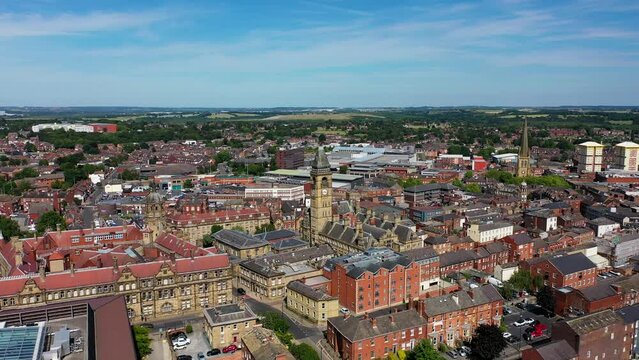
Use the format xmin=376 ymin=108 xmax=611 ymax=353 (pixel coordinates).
xmin=523 ymin=253 xmax=597 ymax=289
xmin=554 ymin=274 xmax=639 ymax=316
xmin=420 ymin=285 xmax=504 ymax=348
xmin=551 ymin=309 xmax=631 ymax=360
xmin=323 ymin=249 xmax=428 ymax=315
xmin=327 ymin=308 xmax=428 ymax=360
xmin=501 ymin=233 xmax=535 ymax=262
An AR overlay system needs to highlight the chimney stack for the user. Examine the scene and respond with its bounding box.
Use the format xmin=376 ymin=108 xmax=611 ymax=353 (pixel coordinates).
xmin=389 ymin=315 xmax=395 ymax=324
xmin=112 ymin=256 xmax=119 ymax=272
xmin=467 ymin=290 xmax=475 ymax=300
xmin=452 ymin=294 xmax=459 ymax=306
xmin=56 ymin=223 xmax=62 ymax=235
xmin=417 ymin=300 xmax=425 ymax=315
xmin=371 ymin=318 xmax=378 ymax=328
xmin=70 ymin=262 xmax=75 ymax=275
xmin=38 ymin=261 xmax=46 ymax=280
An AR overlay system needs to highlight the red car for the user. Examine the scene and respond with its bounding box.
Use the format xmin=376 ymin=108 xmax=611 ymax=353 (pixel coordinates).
xmin=223 ymin=345 xmax=238 ymax=353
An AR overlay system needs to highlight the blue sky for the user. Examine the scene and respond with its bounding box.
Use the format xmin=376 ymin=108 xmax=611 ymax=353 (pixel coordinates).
xmin=0 ymin=0 xmax=638 ymax=107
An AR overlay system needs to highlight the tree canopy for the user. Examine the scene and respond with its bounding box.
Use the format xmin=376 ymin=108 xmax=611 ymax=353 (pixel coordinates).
xmin=36 ymin=211 xmax=67 ymax=235
xmin=132 ymin=325 xmax=153 ymax=357
xmin=470 ymin=325 xmax=507 ymax=360
xmin=0 ymin=216 xmax=22 ymax=239
xmin=406 ymin=339 xmax=444 ymax=360
xmin=289 ymin=343 xmax=320 ymax=360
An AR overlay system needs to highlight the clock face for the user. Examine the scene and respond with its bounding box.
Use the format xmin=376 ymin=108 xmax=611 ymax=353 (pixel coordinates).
xmin=322 ymin=189 xmax=328 ymax=195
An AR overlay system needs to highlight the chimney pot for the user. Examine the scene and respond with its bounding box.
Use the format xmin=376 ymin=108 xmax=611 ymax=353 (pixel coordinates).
xmin=371 ymin=318 xmax=377 ymax=327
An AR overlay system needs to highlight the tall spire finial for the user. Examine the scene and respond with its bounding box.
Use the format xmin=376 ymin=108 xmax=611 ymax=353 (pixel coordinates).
xmin=519 ymin=119 xmax=529 ymax=158
xmin=311 ymin=146 xmax=330 ymax=171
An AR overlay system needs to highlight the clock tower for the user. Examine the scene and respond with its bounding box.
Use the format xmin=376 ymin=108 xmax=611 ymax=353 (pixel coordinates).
xmin=309 ymin=147 xmax=333 ymax=246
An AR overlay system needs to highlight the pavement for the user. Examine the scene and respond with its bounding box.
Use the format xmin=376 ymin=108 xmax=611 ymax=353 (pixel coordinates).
xmin=243 ymin=294 xmax=326 ymax=352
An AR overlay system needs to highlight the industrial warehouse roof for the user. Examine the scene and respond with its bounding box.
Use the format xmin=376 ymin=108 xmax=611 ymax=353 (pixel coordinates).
xmin=264 ymin=169 xmax=362 ymax=181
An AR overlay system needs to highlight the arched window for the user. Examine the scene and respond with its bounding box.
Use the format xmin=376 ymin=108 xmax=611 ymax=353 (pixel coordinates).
xmin=161 ymin=303 xmax=173 ymax=313
xmin=127 ymin=308 xmax=135 ymax=319
xmin=321 ymin=177 xmax=328 ymax=188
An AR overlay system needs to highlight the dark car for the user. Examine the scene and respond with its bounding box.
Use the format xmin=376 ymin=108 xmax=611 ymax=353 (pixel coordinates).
xmin=198 ymin=353 xmax=206 ymax=360
xmin=506 ymin=336 xmax=520 ymax=343
xmin=139 ymin=323 xmax=154 ymax=329
xmin=207 ymin=349 xmax=221 ymax=356
xmin=516 ymin=302 xmax=527 ymax=309
xmin=237 ymin=288 xmax=246 ymax=295
xmin=177 ymin=356 xmax=193 ymax=360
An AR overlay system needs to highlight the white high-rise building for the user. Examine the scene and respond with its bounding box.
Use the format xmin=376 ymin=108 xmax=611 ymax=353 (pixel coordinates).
xmin=576 ymin=141 xmax=605 ymax=173
xmin=613 ymin=141 xmax=639 ymax=171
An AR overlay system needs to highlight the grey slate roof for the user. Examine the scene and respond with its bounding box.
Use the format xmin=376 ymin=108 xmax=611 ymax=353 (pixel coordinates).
xmin=254 ymin=229 xmax=298 ymax=242
xmin=328 ymin=309 xmax=427 ymax=341
xmin=423 ymin=285 xmax=503 ymax=317
xmin=214 ymin=229 xmax=269 ymax=249
xmin=440 ymin=250 xmax=477 ymax=267
xmin=617 ymin=304 xmax=639 ymax=324
xmin=203 ymin=303 xmax=257 ymax=326
xmin=549 ymin=253 xmax=596 ymax=274
xmin=287 ymin=280 xmax=335 ymax=301
xmin=508 ymin=233 xmax=534 ymax=245
xmin=271 ymin=238 xmax=308 ymax=251
xmin=564 ymin=309 xmax=621 ymax=335
xmin=401 ymin=247 xmax=438 ymax=262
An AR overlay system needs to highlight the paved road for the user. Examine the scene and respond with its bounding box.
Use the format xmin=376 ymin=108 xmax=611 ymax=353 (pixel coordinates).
xmin=244 ymin=296 xmax=324 ymax=349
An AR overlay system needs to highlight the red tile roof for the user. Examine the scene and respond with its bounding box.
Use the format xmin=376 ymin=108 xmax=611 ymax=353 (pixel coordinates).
xmin=0 ymin=253 xmax=230 ymax=296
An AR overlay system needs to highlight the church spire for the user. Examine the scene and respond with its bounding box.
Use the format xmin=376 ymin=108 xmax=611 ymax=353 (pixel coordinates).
xmin=517 ymin=119 xmax=531 ymax=177
xmin=519 ymin=119 xmax=529 ymax=158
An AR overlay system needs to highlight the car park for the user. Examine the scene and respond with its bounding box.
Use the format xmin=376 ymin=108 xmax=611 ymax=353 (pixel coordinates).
xmin=506 ymin=335 xmax=520 ymax=344
xmin=223 ymin=344 xmax=238 ymax=353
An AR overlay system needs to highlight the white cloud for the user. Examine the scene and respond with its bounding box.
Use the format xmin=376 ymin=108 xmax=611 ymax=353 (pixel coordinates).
xmin=0 ymin=10 xmax=168 ymax=37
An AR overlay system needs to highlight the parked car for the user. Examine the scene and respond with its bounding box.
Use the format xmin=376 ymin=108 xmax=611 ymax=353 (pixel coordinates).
xmin=523 ymin=318 xmax=535 ymax=325
xmin=460 ymin=346 xmax=471 ymax=355
xmin=197 ymin=353 xmax=206 ymax=360
xmin=177 ymin=356 xmax=193 ymax=360
xmin=237 ymin=288 xmax=246 ymax=295
xmin=515 ymin=302 xmax=526 ymax=310
xmin=446 ymin=350 xmax=459 ymax=358
xmin=503 ymin=307 xmax=512 ymax=315
xmin=172 ymin=336 xmax=191 ymax=347
xmin=339 ymin=308 xmax=350 ymax=314
xmin=506 ymin=335 xmax=520 ymax=344
xmin=139 ymin=323 xmax=154 ymax=330
xmin=457 ymin=348 xmax=468 ymax=357
xmin=223 ymin=345 xmax=238 ymax=353
xmin=173 ymin=344 xmax=188 ymax=351
xmin=503 ymin=332 xmax=512 ymax=339
xmin=513 ymin=319 xmax=527 ymax=327
xmin=207 ymin=349 xmax=221 ymax=356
